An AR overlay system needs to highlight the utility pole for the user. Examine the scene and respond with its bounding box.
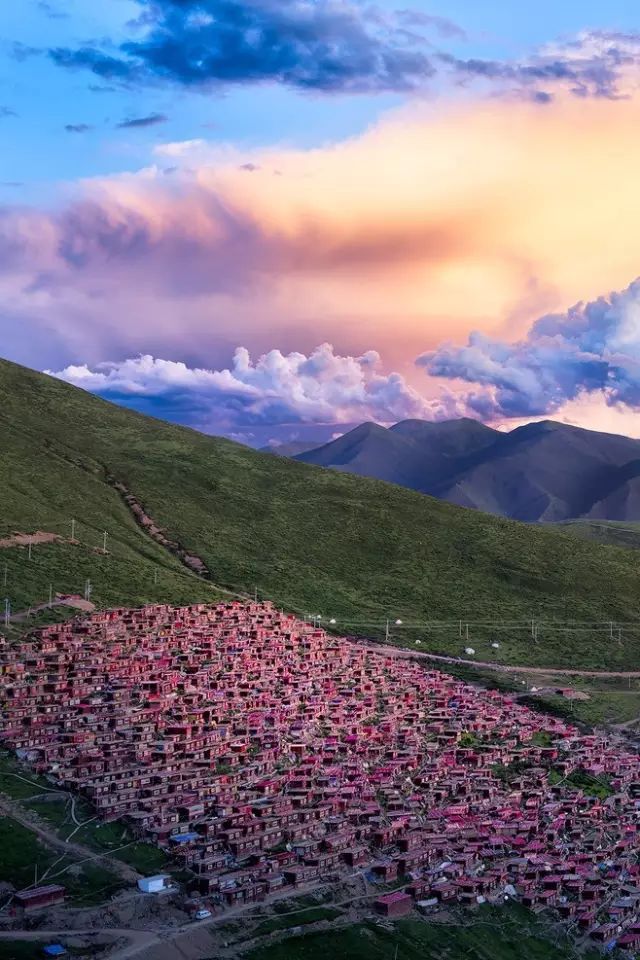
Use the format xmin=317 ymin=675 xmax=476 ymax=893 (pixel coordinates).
xmin=71 ymin=518 xmax=76 ymax=541
xmin=84 ymin=579 xmax=92 ymax=602
xmin=153 ymin=569 xmax=158 ymax=586
xmin=4 ymin=598 xmax=10 ymax=627
xmin=48 ymin=584 xmax=53 ymax=607
xmin=254 ymin=585 xmax=258 ymax=603
xmin=28 ymin=540 xmax=32 ymax=561
xmin=385 ymin=619 xmax=390 ymax=643
xmin=102 ymin=531 xmax=108 ymax=553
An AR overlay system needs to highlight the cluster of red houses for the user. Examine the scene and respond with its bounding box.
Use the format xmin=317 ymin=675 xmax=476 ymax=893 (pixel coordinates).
xmin=1 ymin=601 xmax=640 ymax=951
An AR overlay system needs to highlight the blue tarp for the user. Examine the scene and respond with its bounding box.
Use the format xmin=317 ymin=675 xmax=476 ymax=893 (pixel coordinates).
xmin=170 ymin=832 xmax=200 ymax=844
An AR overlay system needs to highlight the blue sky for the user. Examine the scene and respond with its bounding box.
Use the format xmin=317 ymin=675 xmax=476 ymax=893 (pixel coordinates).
xmin=3 ymin=1 xmax=640 ymax=444
xmin=1 ymin=0 xmax=638 ymax=194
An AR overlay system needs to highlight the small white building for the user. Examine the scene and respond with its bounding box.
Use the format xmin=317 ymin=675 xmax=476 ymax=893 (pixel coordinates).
xmin=138 ymin=874 xmax=170 ymax=894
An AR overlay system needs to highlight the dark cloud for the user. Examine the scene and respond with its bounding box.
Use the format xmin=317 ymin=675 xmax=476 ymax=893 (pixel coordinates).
xmin=439 ymin=31 xmax=640 ymax=100
xmin=418 ymin=280 xmax=640 ymax=419
xmin=116 ymin=112 xmax=168 ymax=128
xmin=48 ymin=0 xmax=437 ymax=94
xmin=11 ymin=42 xmax=40 ymax=62
xmin=64 ymin=122 xmax=92 ymax=133
xmin=50 ymin=46 xmax=135 ymax=79
xmin=0 ymin=107 xmax=17 ymax=118
xmin=36 ymin=1 xmax=68 ymax=19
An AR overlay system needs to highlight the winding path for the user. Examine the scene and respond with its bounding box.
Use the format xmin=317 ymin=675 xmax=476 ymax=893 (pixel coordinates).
xmin=362 ymin=641 xmax=640 ymax=679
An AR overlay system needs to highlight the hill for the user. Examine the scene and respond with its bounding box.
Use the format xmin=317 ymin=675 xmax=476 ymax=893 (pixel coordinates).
xmin=3 ymin=356 xmax=640 ymax=668
xmin=296 ymin=418 xmax=640 ymax=522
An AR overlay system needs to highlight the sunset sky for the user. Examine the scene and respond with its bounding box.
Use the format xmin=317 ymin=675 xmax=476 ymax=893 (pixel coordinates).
xmin=2 ymin=1 xmax=640 ymax=444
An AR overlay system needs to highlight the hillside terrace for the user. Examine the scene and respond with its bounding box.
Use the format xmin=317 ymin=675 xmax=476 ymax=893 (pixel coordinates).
xmin=1 ymin=601 xmax=640 ymax=950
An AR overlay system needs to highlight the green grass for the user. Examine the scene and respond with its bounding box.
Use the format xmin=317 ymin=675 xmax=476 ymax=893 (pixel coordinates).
xmin=548 ymin=768 xmax=614 ymax=799
xmin=0 ymin=755 xmax=167 ymax=876
xmin=0 ymin=752 xmax=57 ymax=800
xmin=4 ymin=356 xmax=640 ymax=668
xmin=2 ymin=944 xmax=44 ymax=960
xmin=3 ymin=942 xmax=109 ymax=960
xmin=244 ymin=905 xmax=597 ymax=960
xmin=252 ymin=907 xmax=342 ymax=936
xmin=72 ymin=814 xmax=169 ymax=874
xmin=554 ymin=519 xmax=640 ymax=551
xmin=0 ymin=817 xmax=125 ymax=904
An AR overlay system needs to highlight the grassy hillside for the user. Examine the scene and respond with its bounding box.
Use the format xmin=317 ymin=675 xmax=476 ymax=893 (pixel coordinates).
xmin=245 ymin=907 xmax=596 ymax=960
xmin=3 ymin=357 xmax=640 ymax=667
xmin=554 ymin=518 xmax=640 ymax=550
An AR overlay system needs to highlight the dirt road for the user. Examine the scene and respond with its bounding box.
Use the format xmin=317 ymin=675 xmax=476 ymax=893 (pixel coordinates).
xmin=366 ymin=642 xmax=640 ymax=679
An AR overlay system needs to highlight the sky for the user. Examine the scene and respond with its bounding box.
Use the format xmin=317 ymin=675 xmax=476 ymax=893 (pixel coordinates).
xmin=3 ymin=1 xmax=640 ymax=446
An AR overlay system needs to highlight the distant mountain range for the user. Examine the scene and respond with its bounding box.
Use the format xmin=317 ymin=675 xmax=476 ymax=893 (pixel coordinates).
xmin=293 ymin=418 xmax=640 ymax=522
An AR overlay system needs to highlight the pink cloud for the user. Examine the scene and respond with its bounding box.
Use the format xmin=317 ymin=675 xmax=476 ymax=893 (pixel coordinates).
xmin=4 ymin=87 xmax=640 ymax=433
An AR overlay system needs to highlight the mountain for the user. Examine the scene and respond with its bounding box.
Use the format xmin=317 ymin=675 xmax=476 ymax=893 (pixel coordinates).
xmin=3 ymin=356 xmax=640 ymax=669
xmin=296 ymin=418 xmax=640 ymax=522
xmin=299 ymin=418 xmax=499 ymax=491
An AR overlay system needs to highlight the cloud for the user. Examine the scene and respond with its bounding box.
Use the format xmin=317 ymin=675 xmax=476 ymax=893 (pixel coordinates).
xmin=46 ymin=3 xmax=640 ymax=103
xmin=0 ymin=107 xmax=17 ymax=118
xmin=435 ymin=29 xmax=640 ymax=101
xmin=65 ymin=123 xmax=92 ymax=133
xmin=49 ymin=0 xmax=438 ymax=94
xmin=5 ymin=92 xmax=640 ymax=381
xmin=47 ymin=344 xmax=456 ymax=432
xmin=395 ymin=9 xmax=466 ymax=41
xmin=36 ymin=1 xmax=68 ymax=18
xmin=418 ymin=279 xmax=640 ymax=419
xmin=116 ymin=112 xmax=168 ymax=129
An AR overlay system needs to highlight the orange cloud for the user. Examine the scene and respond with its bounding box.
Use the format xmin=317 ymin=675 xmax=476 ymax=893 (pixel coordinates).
xmin=4 ymin=89 xmax=640 ymax=384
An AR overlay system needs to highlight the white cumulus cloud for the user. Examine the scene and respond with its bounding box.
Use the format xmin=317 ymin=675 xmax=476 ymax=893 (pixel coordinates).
xmin=48 ymin=343 xmax=460 ymax=434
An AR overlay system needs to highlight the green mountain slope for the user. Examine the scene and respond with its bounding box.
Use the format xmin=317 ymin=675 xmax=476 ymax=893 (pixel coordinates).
xmin=554 ymin=518 xmax=640 ymax=550
xmin=2 ymin=356 xmax=640 ymax=667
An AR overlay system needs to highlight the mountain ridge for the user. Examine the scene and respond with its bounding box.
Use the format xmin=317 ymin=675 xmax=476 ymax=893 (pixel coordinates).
xmin=296 ymin=417 xmax=640 ymax=522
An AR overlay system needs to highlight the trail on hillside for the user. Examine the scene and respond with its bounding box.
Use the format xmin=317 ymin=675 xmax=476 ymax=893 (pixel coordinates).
xmin=373 ymin=643 xmax=640 ymax=678
xmin=106 ymin=475 xmax=211 ymax=579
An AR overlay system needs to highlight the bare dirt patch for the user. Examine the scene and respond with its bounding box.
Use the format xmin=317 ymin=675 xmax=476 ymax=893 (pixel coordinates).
xmin=0 ymin=532 xmax=63 ymax=549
